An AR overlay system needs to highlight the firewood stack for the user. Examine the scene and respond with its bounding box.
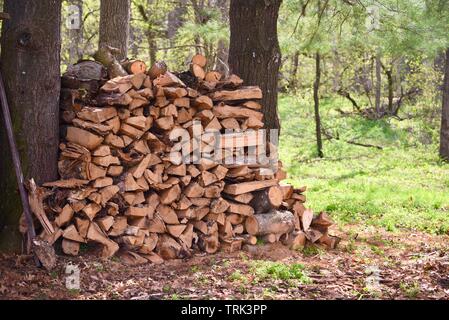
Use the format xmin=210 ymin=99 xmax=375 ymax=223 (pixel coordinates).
xmin=32 ymin=52 xmax=339 ymax=263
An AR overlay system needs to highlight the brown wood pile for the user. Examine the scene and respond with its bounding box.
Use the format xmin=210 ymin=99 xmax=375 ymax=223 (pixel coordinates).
xmin=31 ymin=51 xmax=339 ymax=264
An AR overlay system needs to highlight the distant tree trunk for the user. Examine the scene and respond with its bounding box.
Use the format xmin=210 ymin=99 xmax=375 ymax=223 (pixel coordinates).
xmin=0 ymin=0 xmax=61 ymax=251
xmin=229 ymin=0 xmax=282 ymax=131
xmin=68 ymin=0 xmax=83 ymax=63
xmin=375 ymin=51 xmax=382 ymax=115
xmin=289 ymin=51 xmax=300 ymax=92
xmin=129 ymin=9 xmax=139 ymax=58
xmin=214 ymin=0 xmax=230 ymax=75
xmin=313 ymin=52 xmax=323 ymax=158
xmin=439 ymin=48 xmax=449 ymax=160
xmin=99 ymin=0 xmax=130 ymax=60
xmin=386 ymin=68 xmax=393 ymax=114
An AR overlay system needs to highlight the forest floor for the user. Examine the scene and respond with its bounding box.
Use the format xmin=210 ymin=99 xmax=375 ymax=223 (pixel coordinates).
xmin=1 ymin=94 xmax=449 ymax=300
xmin=1 ymin=225 xmax=449 ymax=299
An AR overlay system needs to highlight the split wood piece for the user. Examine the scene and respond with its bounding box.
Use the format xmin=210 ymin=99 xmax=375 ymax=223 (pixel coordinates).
xmin=281 ymin=231 xmax=306 ymax=250
xmin=108 ymin=216 xmax=128 ymax=237
xmin=92 ymin=145 xmax=111 ymax=157
xmin=317 ymin=234 xmax=341 ymax=249
xmin=213 ymin=105 xmax=264 ymax=122
xmin=43 ymin=179 xmax=89 ymax=189
xmin=226 ymin=202 xmax=254 ymax=216
xmin=120 ymin=251 xmax=148 ymax=266
xmin=242 ymin=101 xmax=262 ymax=110
xmin=194 ymin=95 xmax=213 ymax=110
xmin=250 ymin=186 xmax=283 ymax=214
xmin=96 ymin=92 xmax=133 ymax=106
xmin=167 ymin=224 xmax=187 ymax=238
xmin=245 ymin=210 xmax=295 ymax=236
xmin=75 ymin=217 xmax=90 ymax=238
xmin=209 ymin=86 xmax=262 ymax=101
xmin=139 ymin=233 xmax=159 ymax=254
xmin=133 ymin=154 xmax=154 ymax=179
xmin=205 ymin=71 xmax=222 ymax=83
xmin=199 ymin=233 xmax=219 ymax=254
xmin=27 ymin=179 xmax=54 ymax=235
xmin=225 ymin=193 xmax=253 ymax=204
xmin=178 ymin=224 xmax=194 ymax=248
xmin=82 ymin=203 xmax=101 ymax=221
xmin=157 ymin=205 xmax=179 ymax=225
xmin=92 ymin=177 xmax=113 ymax=188
xmin=62 ymin=224 xmax=85 ymax=243
xmin=153 ymin=71 xmax=185 ymax=87
xmin=301 ymin=209 xmax=314 ymax=231
xmin=66 ymin=127 xmax=104 ymax=150
xmin=62 ymin=239 xmax=80 ymax=256
xmin=184 ymin=182 xmax=204 ymax=198
xmin=227 ymin=213 xmax=245 ymax=225
xmin=97 ymin=216 xmax=114 ymax=232
xmin=87 ymin=222 xmax=119 ymax=258
xmin=221 ymin=239 xmax=242 ymax=253
xmin=157 ymin=234 xmax=183 ymax=260
xmin=99 ymin=185 xmax=119 ymax=206
xmin=304 ymin=229 xmax=323 ymax=243
xmin=77 ymin=107 xmax=117 ymax=123
xmin=210 ymin=198 xmax=230 ymax=214
xmin=221 ymin=118 xmax=240 ymax=130
xmin=223 ymin=179 xmax=278 ymax=195
xmin=55 ymin=204 xmax=74 ymax=227
xmin=125 ymin=206 xmax=154 ymax=218
xmin=159 ymin=184 xmax=181 ymax=204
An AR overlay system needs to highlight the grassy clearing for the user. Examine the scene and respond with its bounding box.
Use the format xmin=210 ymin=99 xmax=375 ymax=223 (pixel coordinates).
xmin=279 ymin=94 xmax=449 ymax=234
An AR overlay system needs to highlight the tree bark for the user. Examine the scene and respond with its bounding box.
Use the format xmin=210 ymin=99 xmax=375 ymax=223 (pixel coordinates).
xmin=229 ymin=0 xmax=282 ymax=131
xmin=289 ymin=51 xmax=300 ymax=92
xmin=375 ymin=51 xmax=382 ymax=115
xmin=99 ymin=0 xmax=130 ymax=60
xmin=0 ymin=0 xmax=61 ymax=251
xmin=313 ymin=52 xmax=323 ymax=158
xmin=439 ymin=48 xmax=449 ymax=160
xmin=68 ymin=0 xmax=84 ymax=64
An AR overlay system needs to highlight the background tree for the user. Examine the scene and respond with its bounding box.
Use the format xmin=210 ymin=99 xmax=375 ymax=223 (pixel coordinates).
xmin=229 ymin=0 xmax=283 ymax=131
xmin=99 ymin=0 xmax=130 ymax=59
xmin=0 ymin=0 xmax=61 ymax=251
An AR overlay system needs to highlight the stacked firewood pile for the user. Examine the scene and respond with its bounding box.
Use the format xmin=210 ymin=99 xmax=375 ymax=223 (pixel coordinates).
xmin=31 ymin=49 xmax=339 ymax=264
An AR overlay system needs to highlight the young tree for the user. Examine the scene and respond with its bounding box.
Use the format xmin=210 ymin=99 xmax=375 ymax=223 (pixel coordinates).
xmin=439 ymin=48 xmax=449 ymax=160
xmin=313 ymin=52 xmax=324 ymax=158
xmin=228 ymin=0 xmax=282 ymax=131
xmin=99 ymin=0 xmax=130 ymax=60
xmin=0 ymin=0 xmax=61 ymax=251
xmin=67 ymin=0 xmax=84 ymax=63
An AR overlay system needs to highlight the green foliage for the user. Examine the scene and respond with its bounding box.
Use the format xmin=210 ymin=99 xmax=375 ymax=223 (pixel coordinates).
xmin=279 ymin=94 xmax=449 ymax=235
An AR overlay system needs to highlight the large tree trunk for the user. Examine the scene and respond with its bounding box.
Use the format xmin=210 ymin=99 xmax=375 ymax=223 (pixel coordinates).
xmin=68 ymin=0 xmax=83 ymax=64
xmin=99 ymin=0 xmax=130 ymax=60
xmin=439 ymin=48 xmax=449 ymax=160
xmin=0 ymin=0 xmax=61 ymax=252
xmin=229 ymin=0 xmax=282 ymax=131
xmin=313 ymin=52 xmax=323 ymax=158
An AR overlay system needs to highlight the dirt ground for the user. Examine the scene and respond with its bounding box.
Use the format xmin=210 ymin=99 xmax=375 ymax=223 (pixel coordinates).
xmin=1 ymin=224 xmax=449 ymax=300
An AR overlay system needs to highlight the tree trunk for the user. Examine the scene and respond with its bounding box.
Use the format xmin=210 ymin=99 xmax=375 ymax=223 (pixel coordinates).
xmin=0 ymin=0 xmax=61 ymax=252
xmin=99 ymin=0 xmax=130 ymax=60
xmin=313 ymin=52 xmax=323 ymax=158
xmin=439 ymin=48 xmax=449 ymax=160
xmin=375 ymin=51 xmax=382 ymax=115
xmin=214 ymin=0 xmax=230 ymax=75
xmin=386 ymin=68 xmax=393 ymax=114
xmin=289 ymin=51 xmax=300 ymax=92
xmin=68 ymin=0 xmax=83 ymax=64
xmin=229 ymin=0 xmax=282 ymax=131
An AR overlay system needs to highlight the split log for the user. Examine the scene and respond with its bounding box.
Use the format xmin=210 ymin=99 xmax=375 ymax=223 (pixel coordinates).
xmin=249 ymin=186 xmax=283 ymax=213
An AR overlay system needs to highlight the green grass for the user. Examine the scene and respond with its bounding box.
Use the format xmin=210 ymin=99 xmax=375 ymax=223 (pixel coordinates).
xmin=249 ymin=261 xmax=312 ymax=284
xmin=279 ymin=93 xmax=449 ymax=234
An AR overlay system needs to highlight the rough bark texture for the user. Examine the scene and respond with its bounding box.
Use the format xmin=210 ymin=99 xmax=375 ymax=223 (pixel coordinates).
xmin=313 ymin=52 xmax=323 ymax=158
xmin=99 ymin=0 xmax=130 ymax=60
xmin=0 ymin=0 xmax=61 ymax=251
xmin=229 ymin=0 xmax=282 ymax=131
xmin=375 ymin=52 xmax=382 ymax=115
xmin=439 ymin=48 xmax=449 ymax=160
xmin=68 ymin=0 xmax=84 ymax=64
